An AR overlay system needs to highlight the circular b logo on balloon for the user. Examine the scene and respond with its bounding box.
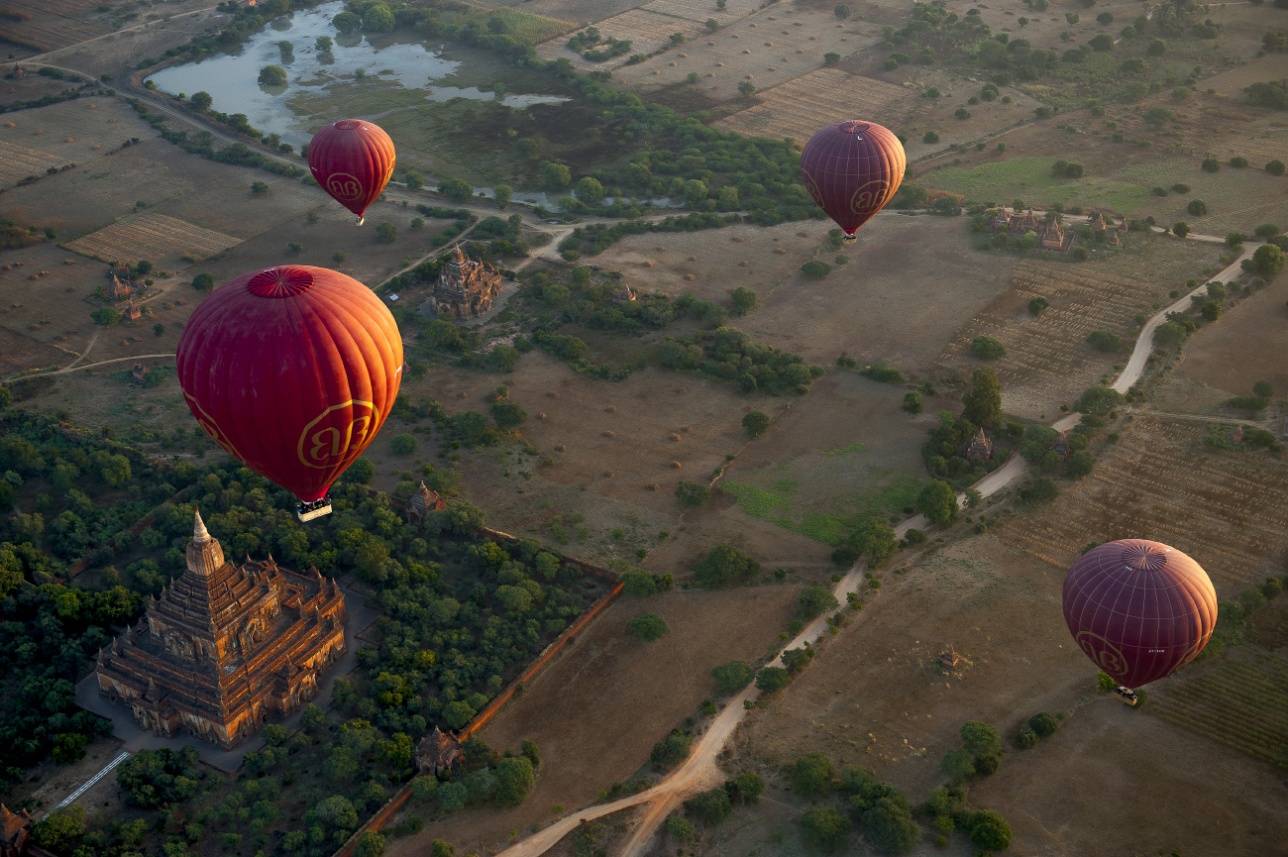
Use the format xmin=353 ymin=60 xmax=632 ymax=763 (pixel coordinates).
xmin=325 ymin=172 xmax=365 ymax=203
xmin=298 ymin=400 xmax=379 ymax=470
xmin=850 ymin=179 xmax=890 ymax=215
xmin=1075 ymin=631 xmax=1129 ymax=679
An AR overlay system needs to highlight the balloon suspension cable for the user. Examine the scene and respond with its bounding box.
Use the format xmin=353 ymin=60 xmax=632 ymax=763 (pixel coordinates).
xmin=1112 ymin=685 xmax=1139 ymax=706
xmin=296 ymin=496 xmax=334 ymax=523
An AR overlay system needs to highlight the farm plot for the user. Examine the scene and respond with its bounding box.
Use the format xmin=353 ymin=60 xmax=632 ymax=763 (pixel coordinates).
xmin=995 ymin=415 xmax=1288 ymax=597
xmin=938 ymin=240 xmax=1221 ymax=419
xmin=536 ymin=9 xmax=706 ymax=70
xmin=0 ymin=326 xmax=68 ymax=377
xmin=0 ymin=139 xmax=70 ymax=187
xmin=64 ymin=213 xmax=241 ymax=265
xmin=715 ymin=69 xmax=914 ymax=145
xmin=0 ymin=0 xmax=108 ymax=51
xmin=1150 ymin=649 xmax=1288 ymax=769
xmin=640 ymin=0 xmax=761 ymax=23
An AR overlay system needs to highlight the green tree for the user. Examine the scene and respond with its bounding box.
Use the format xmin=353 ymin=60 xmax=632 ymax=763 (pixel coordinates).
xmin=801 ymin=260 xmax=831 ymax=279
xmin=711 ymin=660 xmax=755 ymax=694
xmin=800 ymin=807 xmax=851 ymax=852
xmin=494 ymin=184 xmax=512 ymax=209
xmin=375 ymin=222 xmax=397 ymax=244
xmin=190 ymin=91 xmax=212 ymax=111
xmin=969 ymin=810 xmax=1013 ymax=853
xmin=941 ymin=748 xmax=975 ymax=782
xmin=362 ymin=3 xmax=395 ymax=32
xmin=355 ymin=831 xmax=386 ymax=857
xmin=741 ymin=410 xmax=770 ymax=438
xmin=1251 ymin=244 xmax=1285 ymax=277
xmin=755 ymin=666 xmax=790 ymax=693
xmin=493 ymin=756 xmax=535 ymax=806
xmin=729 ymin=287 xmax=758 ymax=316
xmin=438 ymin=179 xmax=472 ymax=203
xmin=391 ymin=434 xmax=416 ymax=455
xmin=859 ymin=796 xmax=920 ymax=855
xmin=790 ymin=752 xmax=834 ymax=797
xmin=490 ymin=401 xmax=527 ymax=430
xmin=685 ymin=787 xmax=732 ymax=825
xmin=540 ymin=161 xmax=572 ymax=190
xmin=251 ymin=181 xmax=269 ymax=195
xmin=675 ymin=480 xmax=710 ymax=508
xmin=333 ymin=10 xmax=361 ymax=33
xmin=692 ymin=544 xmax=759 ymax=587
xmin=32 ymin=808 xmax=86 ymax=852
xmin=574 ymin=176 xmax=605 ymax=204
xmin=1028 ymin=712 xmax=1058 ymax=737
xmin=962 ymin=367 xmax=1002 ymax=427
xmin=917 ymin=480 xmax=958 ymax=525
xmin=798 ymin=584 xmax=838 ymax=619
xmin=258 ymin=65 xmax=287 ymax=87
xmin=1173 ymin=221 xmax=1189 ymax=238
xmin=192 ymin=272 xmax=214 ymax=291
xmin=969 ymin=336 xmax=1006 ymax=360
xmin=1267 ymin=160 xmax=1285 ymax=176
xmin=628 ymin=612 xmax=669 ymax=641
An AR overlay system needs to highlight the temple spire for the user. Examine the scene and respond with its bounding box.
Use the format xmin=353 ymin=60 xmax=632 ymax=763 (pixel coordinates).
xmin=193 ymin=509 xmax=211 ymax=544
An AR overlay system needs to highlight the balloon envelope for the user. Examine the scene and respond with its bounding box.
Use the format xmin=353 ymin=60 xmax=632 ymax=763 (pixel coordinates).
xmin=799 ymin=119 xmax=905 ymax=237
xmin=1062 ymin=539 xmax=1217 ymax=689
xmin=308 ymin=119 xmax=396 ymax=220
xmin=176 ymin=265 xmax=403 ymax=503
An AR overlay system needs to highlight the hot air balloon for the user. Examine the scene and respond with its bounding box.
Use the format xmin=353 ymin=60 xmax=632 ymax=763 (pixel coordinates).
xmin=308 ymin=119 xmax=396 ymax=224
xmin=1062 ymin=539 xmax=1217 ymax=703
xmin=799 ymin=119 xmax=905 ymax=241
xmin=176 ymin=265 xmax=403 ymax=521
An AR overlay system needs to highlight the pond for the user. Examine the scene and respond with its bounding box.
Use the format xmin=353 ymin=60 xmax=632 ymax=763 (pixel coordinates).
xmin=146 ymin=0 xmax=568 ymax=150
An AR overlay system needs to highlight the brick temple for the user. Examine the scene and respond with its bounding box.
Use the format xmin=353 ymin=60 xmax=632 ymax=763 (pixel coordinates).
xmin=430 ymin=245 xmax=500 ymax=318
xmin=95 ymin=511 xmax=347 ymax=748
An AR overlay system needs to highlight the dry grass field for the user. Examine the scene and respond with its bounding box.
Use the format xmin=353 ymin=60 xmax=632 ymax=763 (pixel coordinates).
xmin=64 ymin=212 xmax=241 ymax=265
xmin=385 ymin=584 xmax=800 ymax=856
xmin=614 ymin=5 xmax=874 ymax=103
xmin=938 ymin=236 xmax=1223 ymax=419
xmin=995 ymin=415 xmax=1288 ymax=596
xmin=0 ymin=138 xmax=71 ymax=185
xmin=536 ymin=8 xmax=708 ymax=71
xmin=715 ymin=69 xmax=909 ymax=144
xmin=730 ymin=528 xmax=1288 ymax=857
xmin=0 ymin=0 xmax=108 ymax=51
xmin=1154 ymin=274 xmax=1288 ymax=414
xmin=0 ymin=97 xmax=158 ymax=180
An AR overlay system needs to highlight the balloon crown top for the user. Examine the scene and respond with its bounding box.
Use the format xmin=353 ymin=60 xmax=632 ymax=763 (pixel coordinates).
xmin=333 ymin=119 xmax=363 ymax=131
xmin=1117 ymin=540 xmax=1170 ymax=572
xmin=248 ymin=267 xmax=315 ymax=299
xmin=838 ymin=120 xmax=872 ymax=137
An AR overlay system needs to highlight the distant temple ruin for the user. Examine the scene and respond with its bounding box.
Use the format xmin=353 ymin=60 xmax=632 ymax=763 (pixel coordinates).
xmin=95 ymin=511 xmax=347 ymax=748
xmin=407 ymin=480 xmax=447 ymax=522
xmin=987 ymin=207 xmax=1120 ymax=251
xmin=416 ymin=726 xmax=464 ymax=777
xmin=429 ymin=246 xmax=500 ymax=319
xmin=1 ymin=805 xmax=31 ymax=857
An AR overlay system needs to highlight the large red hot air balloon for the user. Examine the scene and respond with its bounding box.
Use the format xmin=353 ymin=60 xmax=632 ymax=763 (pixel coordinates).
xmin=176 ymin=265 xmax=403 ymax=521
xmin=799 ymin=119 xmax=905 ymax=241
xmin=308 ymin=119 xmax=396 ymax=224
xmin=1062 ymin=539 xmax=1217 ymax=693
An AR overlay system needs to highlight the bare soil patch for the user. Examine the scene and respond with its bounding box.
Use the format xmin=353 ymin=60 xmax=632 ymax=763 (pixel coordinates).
xmin=387 ymin=584 xmax=799 ymax=857
xmin=64 ymin=212 xmax=241 ymax=265
xmin=0 ymin=0 xmax=108 ymax=51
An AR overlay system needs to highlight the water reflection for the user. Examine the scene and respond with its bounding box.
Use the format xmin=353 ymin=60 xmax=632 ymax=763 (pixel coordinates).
xmin=146 ymin=0 xmax=567 ymax=147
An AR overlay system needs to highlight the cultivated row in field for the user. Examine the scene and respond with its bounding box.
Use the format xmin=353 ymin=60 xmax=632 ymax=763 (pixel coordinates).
xmin=716 ymin=69 xmax=913 ymax=144
xmin=64 ymin=213 xmax=241 ymax=264
xmin=0 ymin=0 xmax=107 ymax=50
xmin=0 ymin=139 xmax=70 ymax=187
xmin=1151 ymin=650 xmax=1288 ymax=769
xmin=996 ymin=416 xmax=1288 ymax=594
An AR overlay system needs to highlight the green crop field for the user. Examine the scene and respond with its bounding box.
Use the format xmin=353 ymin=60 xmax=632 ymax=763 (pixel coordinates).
xmin=922 ymin=156 xmax=1156 ymax=213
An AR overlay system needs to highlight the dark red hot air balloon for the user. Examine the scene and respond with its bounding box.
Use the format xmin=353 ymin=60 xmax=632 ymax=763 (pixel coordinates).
xmin=1062 ymin=539 xmax=1217 ymax=691
xmin=176 ymin=265 xmax=403 ymax=521
xmin=800 ymin=119 xmax=905 ymax=240
xmin=308 ymin=119 xmax=396 ymax=224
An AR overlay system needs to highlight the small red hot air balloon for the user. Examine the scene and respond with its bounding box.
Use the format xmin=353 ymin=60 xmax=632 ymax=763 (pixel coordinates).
xmin=176 ymin=265 xmax=403 ymax=521
xmin=1062 ymin=539 xmax=1217 ymax=700
xmin=308 ymin=119 xmax=396 ymax=224
xmin=799 ymin=119 xmax=905 ymax=241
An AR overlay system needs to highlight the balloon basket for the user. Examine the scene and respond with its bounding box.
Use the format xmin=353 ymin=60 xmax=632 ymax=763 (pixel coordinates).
xmin=356 ymin=216 xmax=365 ymax=226
xmin=842 ymin=233 xmax=858 ymax=243
xmin=296 ymin=497 xmax=333 ymax=523
xmin=1112 ymin=686 xmax=1139 ymax=707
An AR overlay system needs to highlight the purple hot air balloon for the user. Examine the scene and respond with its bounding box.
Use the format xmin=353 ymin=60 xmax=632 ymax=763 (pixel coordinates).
xmin=1062 ymin=539 xmax=1218 ymax=691
xmin=799 ymin=119 xmax=906 ymax=241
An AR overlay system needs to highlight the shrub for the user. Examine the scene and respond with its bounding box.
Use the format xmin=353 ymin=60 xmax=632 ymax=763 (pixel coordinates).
xmin=1201 ymin=157 xmax=1220 ymax=173
xmin=675 ymin=481 xmax=710 ymax=508
xmin=755 ymin=666 xmax=790 ymax=693
xmin=1085 ymin=330 xmax=1122 ymax=352
xmin=650 ymin=729 xmax=691 ymax=768
xmin=797 ymin=584 xmax=838 ymax=620
xmin=685 ymin=787 xmax=732 ymax=825
xmin=742 ymin=410 xmax=770 ymax=438
xmin=1029 ymin=712 xmax=1058 ymax=737
xmin=1028 ymin=296 xmax=1049 ymax=315
xmin=800 ymin=807 xmax=851 ymax=852
xmin=1187 ymin=199 xmax=1208 ymax=216
xmin=968 ymin=810 xmax=1013 ymax=853
xmin=1268 ymin=160 xmax=1286 ymax=176
xmin=801 ymin=260 xmax=832 ymax=279
xmin=1014 ymin=727 xmax=1038 ymax=749
xmin=692 ymin=544 xmax=760 ymax=588
xmin=969 ymin=336 xmax=1006 ymax=360
xmin=790 ymin=753 xmax=834 ymax=797
xmin=711 ymin=661 xmax=755 ymax=694
xmin=628 ymin=613 xmax=668 ymax=641
xmin=917 ymin=480 xmax=958 ymax=525
xmin=923 ymin=131 xmax=940 ymax=144
xmin=391 ymin=434 xmax=416 ymax=455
